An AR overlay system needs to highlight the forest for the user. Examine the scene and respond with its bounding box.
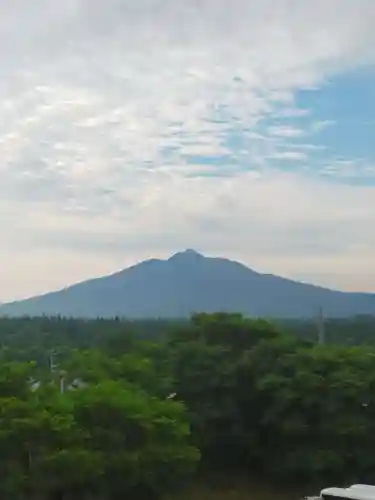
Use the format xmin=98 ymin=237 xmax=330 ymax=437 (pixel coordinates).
xmin=0 ymin=312 xmax=375 ymax=499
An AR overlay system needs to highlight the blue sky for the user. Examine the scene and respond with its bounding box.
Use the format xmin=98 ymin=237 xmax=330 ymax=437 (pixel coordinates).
xmin=180 ymin=68 xmax=375 ymax=183
xmin=0 ymin=0 xmax=375 ymax=301
xmin=296 ymin=70 xmax=375 ymax=178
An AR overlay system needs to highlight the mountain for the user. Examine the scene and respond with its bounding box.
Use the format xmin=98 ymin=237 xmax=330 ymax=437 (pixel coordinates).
xmin=0 ymin=249 xmax=374 ymax=318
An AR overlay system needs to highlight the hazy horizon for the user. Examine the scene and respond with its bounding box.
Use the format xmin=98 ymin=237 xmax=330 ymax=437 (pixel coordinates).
xmin=2 ymin=249 xmax=375 ymax=304
xmin=1 ymin=1 xmax=374 ymax=302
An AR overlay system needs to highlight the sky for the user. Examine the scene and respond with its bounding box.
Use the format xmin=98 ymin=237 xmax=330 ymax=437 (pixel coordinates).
xmin=1 ymin=0 xmax=375 ymax=301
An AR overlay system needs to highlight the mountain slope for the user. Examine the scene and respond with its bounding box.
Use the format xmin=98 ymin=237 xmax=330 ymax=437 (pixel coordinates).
xmin=0 ymin=249 xmax=374 ymax=318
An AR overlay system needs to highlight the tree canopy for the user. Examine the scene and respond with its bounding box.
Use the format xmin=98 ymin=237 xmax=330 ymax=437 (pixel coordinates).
xmin=0 ymin=312 xmax=375 ymax=497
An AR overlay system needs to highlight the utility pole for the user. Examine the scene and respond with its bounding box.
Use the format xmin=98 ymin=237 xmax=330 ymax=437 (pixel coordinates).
xmin=316 ymin=306 xmax=326 ymax=345
xmin=49 ymin=350 xmax=58 ymax=373
xmin=59 ymin=371 xmax=66 ymax=394
xmin=48 ymin=350 xmax=65 ymax=392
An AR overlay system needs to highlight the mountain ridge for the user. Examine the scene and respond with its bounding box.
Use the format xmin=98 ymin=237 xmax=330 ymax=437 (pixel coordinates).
xmin=0 ymin=249 xmax=374 ymax=319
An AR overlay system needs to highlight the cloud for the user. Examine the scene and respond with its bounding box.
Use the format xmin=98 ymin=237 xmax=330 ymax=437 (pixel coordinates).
xmin=278 ymin=108 xmax=311 ymax=118
xmin=310 ymin=120 xmax=336 ymax=134
xmin=267 ymin=151 xmax=308 ymax=161
xmin=267 ymin=126 xmax=306 ymax=138
xmin=0 ymin=0 xmax=375 ymax=300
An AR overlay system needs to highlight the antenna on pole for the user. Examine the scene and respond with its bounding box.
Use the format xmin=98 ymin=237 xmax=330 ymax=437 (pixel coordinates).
xmin=317 ymin=306 xmax=326 ymax=345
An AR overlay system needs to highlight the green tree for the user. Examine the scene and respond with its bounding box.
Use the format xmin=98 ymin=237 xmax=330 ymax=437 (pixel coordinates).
xmin=70 ymin=381 xmax=199 ymax=499
xmin=237 ymin=337 xmax=375 ymax=483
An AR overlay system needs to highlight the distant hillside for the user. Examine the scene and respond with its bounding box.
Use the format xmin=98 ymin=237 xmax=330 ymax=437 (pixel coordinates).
xmin=0 ymin=249 xmax=374 ymax=318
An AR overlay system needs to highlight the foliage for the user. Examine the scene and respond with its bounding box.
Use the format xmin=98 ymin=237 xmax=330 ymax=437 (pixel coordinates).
xmin=0 ymin=344 xmax=198 ymax=499
xmin=0 ymin=312 xmax=375 ymax=497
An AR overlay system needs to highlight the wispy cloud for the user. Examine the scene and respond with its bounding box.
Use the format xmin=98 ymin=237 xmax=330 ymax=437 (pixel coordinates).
xmin=267 ymin=151 xmax=308 ymax=161
xmin=310 ymin=120 xmax=336 ymax=134
xmin=267 ymin=125 xmax=306 ymax=138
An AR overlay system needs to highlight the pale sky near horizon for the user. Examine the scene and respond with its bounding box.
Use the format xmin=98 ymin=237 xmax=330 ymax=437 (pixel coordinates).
xmin=1 ymin=0 xmax=375 ymax=302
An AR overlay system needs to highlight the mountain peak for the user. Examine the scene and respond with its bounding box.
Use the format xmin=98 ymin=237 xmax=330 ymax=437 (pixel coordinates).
xmin=168 ymin=249 xmax=204 ymax=261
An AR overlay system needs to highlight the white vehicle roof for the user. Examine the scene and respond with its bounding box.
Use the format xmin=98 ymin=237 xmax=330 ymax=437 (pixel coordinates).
xmin=321 ymin=485 xmax=375 ymax=500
